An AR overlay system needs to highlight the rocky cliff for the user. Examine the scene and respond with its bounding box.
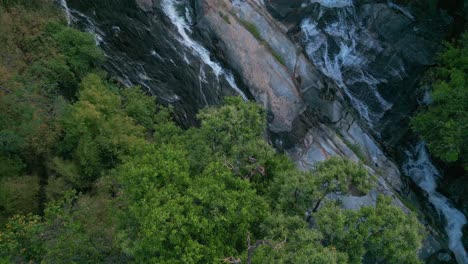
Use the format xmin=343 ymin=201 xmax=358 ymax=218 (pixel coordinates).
xmin=194 ymin=0 xmax=452 ymax=260
xmin=66 ymin=0 xmax=463 ymax=261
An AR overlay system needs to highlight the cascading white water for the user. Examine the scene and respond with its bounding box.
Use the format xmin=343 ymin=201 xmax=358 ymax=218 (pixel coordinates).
xmin=300 ymin=1 xmax=394 ymax=126
xmin=161 ymin=0 xmax=248 ymax=101
xmin=301 ymin=2 xmax=467 ymax=262
xmin=58 ymin=0 xmax=71 ymax=25
xmin=68 ymin=9 xmax=106 ymax=45
xmin=404 ymin=142 xmax=467 ymax=264
xmin=57 ymin=0 xmax=106 ymax=45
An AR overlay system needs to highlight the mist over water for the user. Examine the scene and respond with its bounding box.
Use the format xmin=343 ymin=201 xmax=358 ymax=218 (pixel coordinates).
xmin=404 ymin=143 xmax=467 ymax=264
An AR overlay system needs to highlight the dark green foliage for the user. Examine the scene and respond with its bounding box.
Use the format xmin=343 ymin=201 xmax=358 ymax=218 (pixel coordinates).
xmin=0 ymin=1 xmax=425 ymax=263
xmin=314 ymin=197 xmax=424 ymax=264
xmin=412 ymin=33 xmax=468 ymax=166
xmin=0 ymin=214 xmax=44 ymax=263
xmin=271 ymin=157 xmax=374 ymax=214
xmin=118 ymin=150 xmax=268 ymax=262
xmin=194 ymin=97 xmax=277 ymax=192
xmin=120 ymin=87 xmax=157 ymax=129
xmin=24 ymin=22 xmax=104 ymax=98
xmin=0 ymin=175 xmax=41 ymax=223
xmin=41 ymin=192 xmax=102 ymax=263
xmin=59 ymin=74 xmax=148 ymax=185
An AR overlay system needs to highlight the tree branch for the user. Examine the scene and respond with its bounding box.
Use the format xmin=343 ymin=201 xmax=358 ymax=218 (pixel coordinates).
xmin=246 ymin=234 xmax=286 ymax=264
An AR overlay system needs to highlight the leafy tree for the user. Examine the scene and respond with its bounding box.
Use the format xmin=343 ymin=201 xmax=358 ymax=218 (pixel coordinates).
xmin=117 ymin=144 xmax=269 ymax=263
xmin=120 ymin=87 xmax=158 ymax=130
xmin=41 ymin=192 xmax=103 ymax=263
xmin=412 ymin=33 xmax=468 ymax=166
xmin=250 ymin=213 xmax=349 ymax=264
xmin=0 ymin=156 xmax=23 ymax=179
xmin=22 ymin=22 xmax=104 ymax=98
xmin=59 ymin=74 xmax=147 ymax=186
xmin=314 ymin=196 xmax=424 ymax=264
xmin=271 ymin=157 xmax=374 ymax=215
xmin=0 ymin=214 xmax=44 ymax=263
xmin=0 ymin=175 xmax=41 ymax=223
xmin=190 ymin=97 xmax=278 ymax=193
xmin=0 ymin=86 xmax=63 ymax=169
xmin=0 ymin=2 xmax=429 ymax=262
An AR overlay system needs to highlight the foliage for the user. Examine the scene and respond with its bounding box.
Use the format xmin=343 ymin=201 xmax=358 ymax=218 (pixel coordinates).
xmin=194 ymin=97 xmax=277 ymax=192
xmin=314 ymin=197 xmax=424 ymax=264
xmin=271 ymin=157 xmax=374 ymax=214
xmin=0 ymin=1 xmax=425 ymax=263
xmin=412 ymin=33 xmax=468 ymax=166
xmin=0 ymin=175 xmax=41 ymax=223
xmin=117 ymin=145 xmax=269 ymax=262
xmin=41 ymin=192 xmax=103 ymax=263
xmin=0 ymin=214 xmax=44 ymax=263
xmin=239 ymin=19 xmax=262 ymax=41
xmin=252 ymin=213 xmax=349 ymax=264
xmin=59 ymin=74 xmax=149 ymax=186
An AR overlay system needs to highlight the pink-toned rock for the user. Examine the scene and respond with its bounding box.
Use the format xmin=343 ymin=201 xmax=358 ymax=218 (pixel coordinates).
xmin=197 ymin=0 xmax=302 ymax=132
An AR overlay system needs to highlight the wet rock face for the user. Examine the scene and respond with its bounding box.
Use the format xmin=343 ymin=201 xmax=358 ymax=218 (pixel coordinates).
xmin=268 ymin=0 xmax=450 ymax=146
xmin=196 ymin=0 xmax=338 ymax=132
xmin=67 ymin=0 xmax=247 ymax=127
xmin=67 ymin=0 xmax=456 ymax=259
xmin=135 ymin=0 xmax=154 ymax=11
xmin=195 ymin=0 xmax=454 ymax=259
xmin=263 ymin=0 xmax=303 ymax=19
xmin=195 ymin=0 xmax=405 ymax=191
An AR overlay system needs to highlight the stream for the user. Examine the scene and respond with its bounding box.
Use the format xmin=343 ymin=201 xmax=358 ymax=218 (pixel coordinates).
xmin=404 ymin=143 xmax=467 ymax=264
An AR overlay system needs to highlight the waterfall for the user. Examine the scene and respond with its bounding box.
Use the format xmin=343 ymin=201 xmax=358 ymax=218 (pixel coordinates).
xmin=404 ymin=142 xmax=467 ymax=264
xmin=300 ymin=1 xmax=395 ymax=126
xmin=58 ymin=0 xmax=71 ymax=25
xmin=161 ymin=0 xmax=248 ymax=101
xmin=57 ymin=0 xmax=105 ymax=45
xmin=301 ymin=2 xmax=467 ymax=262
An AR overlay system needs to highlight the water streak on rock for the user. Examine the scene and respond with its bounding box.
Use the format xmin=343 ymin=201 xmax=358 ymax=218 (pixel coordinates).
xmin=161 ymin=0 xmax=248 ymax=100
xmin=300 ymin=1 xmax=394 ymax=126
xmin=404 ymin=142 xmax=467 ymax=264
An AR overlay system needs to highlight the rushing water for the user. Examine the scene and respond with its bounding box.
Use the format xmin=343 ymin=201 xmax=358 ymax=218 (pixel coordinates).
xmin=160 ymin=0 xmax=247 ymax=100
xmin=58 ymin=0 xmax=71 ymax=25
xmin=300 ymin=1 xmax=401 ymax=126
xmin=301 ymin=1 xmax=467 ymax=262
xmin=58 ymin=0 xmax=466 ymax=261
xmin=59 ymin=0 xmax=248 ymax=125
xmin=404 ymin=143 xmax=467 ymax=264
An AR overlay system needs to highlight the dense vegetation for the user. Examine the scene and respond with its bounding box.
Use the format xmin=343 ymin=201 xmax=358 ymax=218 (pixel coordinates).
xmin=0 ymin=1 xmax=424 ymax=263
xmin=412 ymin=33 xmax=467 ymax=169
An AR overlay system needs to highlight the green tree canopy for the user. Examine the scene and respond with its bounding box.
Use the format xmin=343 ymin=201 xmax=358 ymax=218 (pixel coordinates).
xmin=271 ymin=157 xmax=374 ymax=215
xmin=412 ymin=33 xmax=468 ymax=166
xmin=314 ymin=197 xmax=424 ymax=264
xmin=116 ymin=145 xmax=269 ymax=263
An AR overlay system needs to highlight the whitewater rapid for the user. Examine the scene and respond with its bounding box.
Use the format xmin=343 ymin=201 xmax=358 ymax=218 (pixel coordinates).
xmin=302 ymin=1 xmax=467 ymax=263
xmin=404 ymin=143 xmax=467 ymax=264
xmin=161 ymin=0 xmax=248 ymax=101
xmin=300 ymin=1 xmax=395 ymax=126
